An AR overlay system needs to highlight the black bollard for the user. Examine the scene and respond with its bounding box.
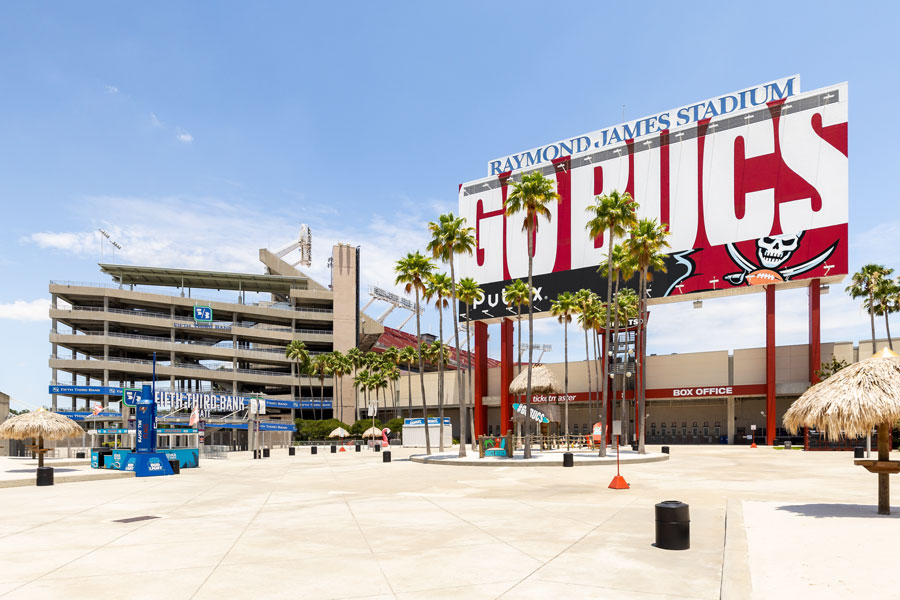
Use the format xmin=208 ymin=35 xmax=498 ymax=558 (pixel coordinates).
xmin=311 ymin=446 xmax=317 ymax=455
xmin=355 ymin=443 xmax=361 ymax=453
xmin=383 ymin=451 xmax=392 ymax=463
xmin=563 ymin=452 xmax=574 ymax=467
xmin=263 ymin=448 xmax=270 ymax=458
xmin=168 ymin=459 xmax=180 ymax=475
xmin=661 ymin=446 xmax=670 ymax=454
xmin=75 ymin=451 xmax=85 ymax=459
xmin=854 ymin=446 xmax=865 ymax=459
xmin=631 ymin=442 xmax=638 ymax=452
xmin=374 ymin=444 xmax=381 ymax=452
xmin=288 ymin=447 xmax=295 ymax=456
xmin=331 ymin=445 xmax=337 ymax=454
xmin=655 ymin=501 xmax=690 ymax=550
xmin=36 ymin=466 xmax=54 ymax=487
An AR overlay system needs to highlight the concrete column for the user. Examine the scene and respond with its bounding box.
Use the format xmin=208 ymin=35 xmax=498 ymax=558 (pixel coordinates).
xmin=500 ymin=318 xmax=514 ymax=435
xmin=473 ymin=321 xmax=488 ymax=438
xmin=765 ymin=285 xmax=776 ymax=445
xmin=726 ymin=396 xmax=735 ymax=444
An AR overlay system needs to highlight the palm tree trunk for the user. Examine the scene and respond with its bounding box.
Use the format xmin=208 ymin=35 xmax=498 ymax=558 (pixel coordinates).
xmin=594 ymin=326 xmax=605 ymax=456
xmin=885 ymin=312 xmax=893 ymax=350
xmin=415 ymin=288 xmax=431 ymax=455
xmin=437 ymin=305 xmax=445 ymax=452
xmin=583 ymin=328 xmax=592 ymax=447
xmin=525 ymin=231 xmax=535 ymax=459
xmin=564 ymin=319 xmax=569 ymax=451
xmin=517 ymin=308 xmax=523 ymax=451
xmin=449 ymin=259 xmax=467 ymax=457
xmin=466 ymin=305 xmax=476 ymax=451
xmin=602 ymin=226 xmax=613 ymax=454
xmin=612 ymin=274 xmax=622 ymax=440
xmin=638 ymin=268 xmax=648 ymax=454
xmin=870 ymin=292 xmax=877 ymax=355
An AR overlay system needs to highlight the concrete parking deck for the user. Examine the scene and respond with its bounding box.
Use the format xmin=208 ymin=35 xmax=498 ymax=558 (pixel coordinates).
xmin=0 ymin=445 xmax=896 ymax=599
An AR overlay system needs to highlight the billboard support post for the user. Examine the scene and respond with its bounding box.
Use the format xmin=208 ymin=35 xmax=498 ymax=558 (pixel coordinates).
xmin=473 ymin=321 xmax=488 ymax=438
xmin=500 ymin=319 xmax=514 ymax=436
xmin=766 ymin=286 xmax=776 ymax=445
xmin=806 ymin=279 xmax=821 ymax=450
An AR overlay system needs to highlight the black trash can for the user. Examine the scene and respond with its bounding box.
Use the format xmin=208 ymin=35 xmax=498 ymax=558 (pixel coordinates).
xmin=383 ymin=451 xmax=392 ymax=463
xmin=331 ymin=445 xmax=337 ymax=454
xmin=36 ymin=466 xmax=54 ymax=486
xmin=355 ymin=443 xmax=361 ymax=452
xmin=563 ymin=452 xmax=574 ymax=467
xmin=655 ymin=501 xmax=690 ymax=550
xmin=661 ymin=446 xmax=670 ymax=454
xmin=311 ymin=446 xmax=317 ymax=455
xmin=854 ymin=446 xmax=865 ymax=459
xmin=75 ymin=451 xmax=85 ymax=459
xmin=169 ymin=459 xmax=180 ymax=475
xmin=631 ymin=442 xmax=638 ymax=451
xmin=263 ymin=448 xmax=270 ymax=458
xmin=288 ymin=447 xmax=296 ymax=456
xmin=374 ymin=443 xmax=381 ymax=452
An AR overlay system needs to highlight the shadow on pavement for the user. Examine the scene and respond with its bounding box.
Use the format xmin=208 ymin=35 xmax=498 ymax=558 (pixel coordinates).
xmin=776 ymin=503 xmax=900 ymax=519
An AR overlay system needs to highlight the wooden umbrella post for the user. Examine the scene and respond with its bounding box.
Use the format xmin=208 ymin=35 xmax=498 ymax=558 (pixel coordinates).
xmin=38 ymin=435 xmax=44 ymax=469
xmin=878 ymin=422 xmax=890 ymax=516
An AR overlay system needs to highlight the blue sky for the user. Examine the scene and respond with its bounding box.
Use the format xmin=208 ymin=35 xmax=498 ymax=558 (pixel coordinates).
xmin=1 ymin=2 xmax=898 ymax=410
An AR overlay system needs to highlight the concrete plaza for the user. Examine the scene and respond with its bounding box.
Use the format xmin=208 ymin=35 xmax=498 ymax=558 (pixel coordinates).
xmin=0 ymin=445 xmax=897 ymax=599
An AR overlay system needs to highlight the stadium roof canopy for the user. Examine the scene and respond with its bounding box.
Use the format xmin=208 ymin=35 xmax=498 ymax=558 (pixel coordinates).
xmin=99 ymin=263 xmax=308 ymax=294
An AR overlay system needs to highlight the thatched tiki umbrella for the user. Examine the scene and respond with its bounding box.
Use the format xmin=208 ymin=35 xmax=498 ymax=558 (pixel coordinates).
xmin=509 ymin=364 xmax=562 ymax=396
xmin=0 ymin=408 xmax=84 ymax=486
xmin=784 ymin=347 xmax=900 ymax=515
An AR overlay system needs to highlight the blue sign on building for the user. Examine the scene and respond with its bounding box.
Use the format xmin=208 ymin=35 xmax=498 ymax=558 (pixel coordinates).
xmin=193 ymin=306 xmax=213 ymax=322
xmin=49 ymin=385 xmax=124 ymax=395
xmin=403 ymin=417 xmax=452 ymax=426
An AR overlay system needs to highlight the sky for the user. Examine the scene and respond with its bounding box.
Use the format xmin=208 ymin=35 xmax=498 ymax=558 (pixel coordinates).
xmin=1 ymin=1 xmax=898 ymax=410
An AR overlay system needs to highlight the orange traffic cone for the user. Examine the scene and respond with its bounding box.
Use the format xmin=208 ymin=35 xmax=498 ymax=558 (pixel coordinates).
xmin=608 ymin=474 xmax=630 ymax=489
xmin=339 ymin=446 xmax=346 ymax=452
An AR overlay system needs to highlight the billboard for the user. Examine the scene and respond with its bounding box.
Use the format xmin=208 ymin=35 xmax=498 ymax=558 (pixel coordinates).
xmin=458 ymin=78 xmax=848 ymax=321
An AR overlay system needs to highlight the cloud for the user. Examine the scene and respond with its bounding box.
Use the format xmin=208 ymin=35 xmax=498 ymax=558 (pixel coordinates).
xmin=104 ymin=85 xmax=119 ymax=94
xmin=0 ymin=299 xmax=49 ymax=321
xmin=149 ymin=113 xmax=163 ymax=128
xmin=175 ymin=128 xmax=193 ymax=143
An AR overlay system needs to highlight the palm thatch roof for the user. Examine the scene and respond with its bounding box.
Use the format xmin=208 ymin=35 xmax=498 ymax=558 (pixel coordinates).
xmin=362 ymin=426 xmax=383 ymax=438
xmin=509 ymin=364 xmax=561 ymax=395
xmin=328 ymin=427 xmax=350 ymax=438
xmin=784 ymin=348 xmax=900 ymax=441
xmin=0 ymin=408 xmax=84 ymax=441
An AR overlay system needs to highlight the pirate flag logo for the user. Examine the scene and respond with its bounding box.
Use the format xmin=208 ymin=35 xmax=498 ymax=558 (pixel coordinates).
xmin=724 ymin=231 xmax=836 ymax=286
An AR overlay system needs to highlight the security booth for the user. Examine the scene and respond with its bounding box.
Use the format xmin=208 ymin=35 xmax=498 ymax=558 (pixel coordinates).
xmin=157 ymin=427 xmax=201 ymax=468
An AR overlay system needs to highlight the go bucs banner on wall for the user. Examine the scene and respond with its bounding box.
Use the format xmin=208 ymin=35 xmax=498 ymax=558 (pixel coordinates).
xmin=457 ymin=76 xmax=848 ymax=321
xmin=512 ymin=403 xmax=561 ymax=424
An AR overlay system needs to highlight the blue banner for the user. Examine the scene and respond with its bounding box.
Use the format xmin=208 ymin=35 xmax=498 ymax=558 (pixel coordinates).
xmin=264 ymin=398 xmax=331 ymax=409
xmin=158 ymin=428 xmax=199 ymax=434
xmin=207 ymin=421 xmax=296 ymax=432
xmin=58 ymin=411 xmax=121 ymax=421
xmin=49 ymin=385 xmax=124 ymax=395
xmin=403 ymin=417 xmax=452 ymax=426
xmin=96 ymin=428 xmax=129 ymax=434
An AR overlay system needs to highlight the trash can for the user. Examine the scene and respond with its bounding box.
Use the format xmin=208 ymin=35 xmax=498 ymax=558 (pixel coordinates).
xmin=784 ymin=441 xmax=792 ymax=450
xmin=854 ymin=446 xmax=865 ymax=459
xmin=355 ymin=443 xmax=361 ymax=453
xmin=563 ymin=452 xmax=574 ymax=467
xmin=374 ymin=444 xmax=381 ymax=452
xmin=288 ymin=447 xmax=295 ymax=456
xmin=655 ymin=501 xmax=690 ymax=550
xmin=330 ymin=445 xmax=337 ymax=454
xmin=311 ymin=446 xmax=317 ymax=455
xmin=661 ymin=446 xmax=670 ymax=454
xmin=75 ymin=451 xmax=86 ymax=459
xmin=383 ymin=451 xmax=392 ymax=463
xmin=36 ymin=466 xmax=54 ymax=487
xmin=262 ymin=448 xmax=269 ymax=458
xmin=631 ymin=442 xmax=638 ymax=451
xmin=168 ymin=459 xmax=180 ymax=475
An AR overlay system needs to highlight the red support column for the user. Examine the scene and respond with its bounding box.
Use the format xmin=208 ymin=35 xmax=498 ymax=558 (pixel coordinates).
xmin=766 ymin=285 xmax=776 ymax=445
xmin=500 ymin=318 xmax=514 ymax=435
xmin=473 ymin=321 xmax=488 ymax=439
xmin=806 ymin=279 xmax=820 ymax=450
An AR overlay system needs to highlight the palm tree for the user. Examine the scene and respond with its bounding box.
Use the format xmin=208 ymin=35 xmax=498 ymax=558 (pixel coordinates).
xmin=599 ymin=243 xmax=637 ymax=435
xmin=285 ymin=340 xmax=310 ymax=417
xmin=346 ymin=347 xmax=363 ymax=421
xmin=585 ymin=297 xmax=607 ymax=453
xmin=847 ymin=264 xmax=893 ymax=355
xmin=503 ymin=279 xmax=531 ymax=449
xmin=550 ymin=291 xmax=579 ymax=450
xmin=398 ymin=345 xmax=418 ymax=419
xmin=424 ymin=272 xmax=452 ymax=452
xmin=428 ymin=212 xmax=477 ymax=457
xmin=382 ymin=347 xmax=401 ymax=416
xmin=624 ymin=218 xmax=670 ymax=454
xmin=574 ymin=289 xmax=601 ymax=453
xmin=868 ymin=273 xmax=899 ymax=350
xmin=614 ymin=287 xmax=639 ymax=440
xmin=311 ymin=354 xmax=332 ymax=421
xmin=353 ymin=369 xmax=371 ymax=419
xmin=395 ymin=251 xmax=436 ymax=454
xmin=457 ymin=277 xmax=484 ymax=449
xmin=506 ymin=171 xmax=560 ymax=459
xmin=586 ymin=190 xmax=639 ymax=453
xmin=329 ymin=351 xmax=351 ymax=423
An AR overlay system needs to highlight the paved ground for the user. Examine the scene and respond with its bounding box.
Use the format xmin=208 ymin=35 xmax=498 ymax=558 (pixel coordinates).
xmin=0 ymin=445 xmax=897 ymax=599
xmin=411 ymin=447 xmax=669 ymax=466
xmin=0 ymin=457 xmax=133 ymax=488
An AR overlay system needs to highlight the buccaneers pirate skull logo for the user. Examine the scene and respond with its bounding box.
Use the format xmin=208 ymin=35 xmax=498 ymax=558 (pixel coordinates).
xmin=724 ymin=231 xmax=835 ymax=286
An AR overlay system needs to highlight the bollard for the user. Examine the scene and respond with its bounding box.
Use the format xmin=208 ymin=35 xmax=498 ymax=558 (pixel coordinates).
xmin=168 ymin=459 xmax=180 ymax=475
xmin=655 ymin=501 xmax=690 ymax=550
xmin=311 ymin=446 xmax=317 ymax=455
xmin=331 ymin=445 xmax=337 ymax=454
xmin=783 ymin=441 xmax=791 ymax=450
xmin=36 ymin=466 xmax=54 ymax=487
xmin=75 ymin=451 xmax=85 ymax=459
xmin=854 ymin=446 xmax=864 ymax=459
xmin=288 ymin=447 xmax=295 ymax=456
xmin=374 ymin=444 xmax=381 ymax=452
xmin=661 ymin=446 xmax=670 ymax=454
xmin=263 ymin=448 xmax=270 ymax=458
xmin=631 ymin=442 xmax=638 ymax=452
xmin=355 ymin=443 xmax=361 ymax=453
xmin=383 ymin=451 xmax=392 ymax=463
xmin=563 ymin=452 xmax=574 ymax=467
